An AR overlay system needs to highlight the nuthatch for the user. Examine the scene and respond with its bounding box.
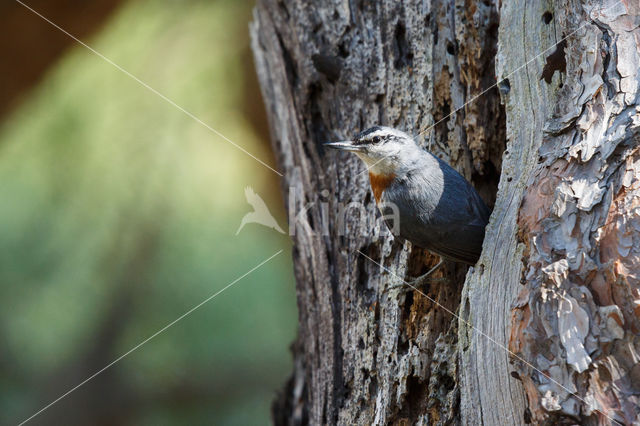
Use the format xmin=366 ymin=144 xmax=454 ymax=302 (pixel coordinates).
xmin=325 ymin=126 xmax=490 ymax=287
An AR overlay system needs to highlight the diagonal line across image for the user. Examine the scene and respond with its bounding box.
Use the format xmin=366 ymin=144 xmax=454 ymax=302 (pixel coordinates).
xmin=15 ymin=0 xmax=283 ymax=177
xmin=18 ymin=250 xmax=284 ymax=425
xmin=12 ymin=0 xmax=628 ymax=424
xmin=358 ymin=250 xmax=622 ymax=425
xmin=354 ymin=0 xmax=623 ymax=178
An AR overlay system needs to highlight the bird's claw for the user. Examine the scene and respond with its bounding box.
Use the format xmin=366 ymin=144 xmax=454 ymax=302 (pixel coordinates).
xmin=382 ymin=275 xmax=447 ymax=295
xmin=408 ymin=275 xmax=448 ymax=288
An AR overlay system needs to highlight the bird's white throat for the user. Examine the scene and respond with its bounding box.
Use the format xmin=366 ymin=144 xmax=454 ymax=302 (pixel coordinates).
xmin=356 ymin=152 xmax=398 ymax=176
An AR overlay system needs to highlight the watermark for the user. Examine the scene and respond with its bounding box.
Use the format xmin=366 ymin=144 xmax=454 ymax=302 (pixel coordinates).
xmin=236 ymin=186 xmax=286 ymax=234
xmin=237 ymin=186 xmax=400 ymax=237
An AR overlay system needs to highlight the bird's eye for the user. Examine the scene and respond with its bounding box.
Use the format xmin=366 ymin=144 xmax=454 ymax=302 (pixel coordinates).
xmin=372 ymin=136 xmax=381 ymax=144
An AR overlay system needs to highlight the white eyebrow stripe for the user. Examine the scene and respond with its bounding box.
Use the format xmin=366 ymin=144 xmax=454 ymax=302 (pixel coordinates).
xmin=366 ymin=130 xmax=395 ymax=140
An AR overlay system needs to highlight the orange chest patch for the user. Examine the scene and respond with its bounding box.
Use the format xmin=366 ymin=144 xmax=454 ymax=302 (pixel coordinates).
xmin=369 ymin=172 xmax=396 ymax=203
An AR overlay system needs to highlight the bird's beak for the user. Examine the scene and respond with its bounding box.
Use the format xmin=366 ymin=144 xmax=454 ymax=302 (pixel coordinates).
xmin=323 ymin=140 xmax=362 ymax=152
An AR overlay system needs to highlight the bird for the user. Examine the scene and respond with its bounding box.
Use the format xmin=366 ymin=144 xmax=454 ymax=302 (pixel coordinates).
xmin=324 ymin=126 xmax=490 ymax=287
xmin=236 ymin=186 xmax=285 ymax=235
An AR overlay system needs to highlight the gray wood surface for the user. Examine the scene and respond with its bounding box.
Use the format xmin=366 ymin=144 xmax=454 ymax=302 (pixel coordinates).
xmin=477 ymin=0 xmax=640 ymax=424
xmin=251 ymin=0 xmax=639 ymax=424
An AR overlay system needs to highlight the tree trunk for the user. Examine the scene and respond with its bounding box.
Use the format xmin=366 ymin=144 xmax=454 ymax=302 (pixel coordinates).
xmin=250 ymin=0 xmax=640 ymax=424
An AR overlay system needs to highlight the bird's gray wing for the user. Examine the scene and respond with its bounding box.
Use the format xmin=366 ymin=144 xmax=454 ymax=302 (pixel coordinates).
xmin=386 ymin=159 xmax=490 ymax=264
xmin=421 ymin=172 xmax=489 ymax=264
xmin=420 ymin=221 xmax=487 ymax=264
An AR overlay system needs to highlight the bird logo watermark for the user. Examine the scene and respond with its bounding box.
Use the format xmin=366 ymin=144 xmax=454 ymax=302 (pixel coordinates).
xmin=236 ymin=186 xmax=286 ymax=235
xmin=237 ymin=186 xmax=400 ymax=237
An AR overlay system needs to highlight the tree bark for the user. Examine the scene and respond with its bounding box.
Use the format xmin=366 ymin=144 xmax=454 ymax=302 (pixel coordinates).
xmin=250 ymin=0 xmax=639 ymax=424
xmin=491 ymin=1 xmax=640 ymax=424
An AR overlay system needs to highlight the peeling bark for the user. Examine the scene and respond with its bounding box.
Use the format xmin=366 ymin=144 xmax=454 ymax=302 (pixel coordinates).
xmin=251 ymin=0 xmax=639 ymax=424
xmin=463 ymin=0 xmax=640 ymax=425
xmin=511 ymin=0 xmax=640 ymax=423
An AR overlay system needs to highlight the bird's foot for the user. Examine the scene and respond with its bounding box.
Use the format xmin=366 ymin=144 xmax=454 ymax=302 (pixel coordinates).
xmin=382 ymin=258 xmax=448 ymax=295
xmin=406 ymin=274 xmax=448 ymax=290
xmin=383 ymin=275 xmax=448 ymax=295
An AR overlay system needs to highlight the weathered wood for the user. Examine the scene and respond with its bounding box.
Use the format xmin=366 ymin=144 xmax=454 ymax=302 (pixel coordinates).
xmin=251 ymin=0 xmax=640 ymax=424
xmin=458 ymin=0 xmax=561 ymax=423
xmin=251 ymin=0 xmax=504 ymax=424
xmin=462 ymin=0 xmax=640 ymax=424
xmin=497 ymin=0 xmax=639 ymax=423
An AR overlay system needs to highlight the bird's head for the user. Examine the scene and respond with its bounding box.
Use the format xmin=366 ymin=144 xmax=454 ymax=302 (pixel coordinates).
xmin=324 ymin=126 xmax=420 ymax=176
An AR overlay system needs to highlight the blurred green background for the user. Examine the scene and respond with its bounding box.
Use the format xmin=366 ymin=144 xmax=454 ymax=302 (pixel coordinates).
xmin=0 ymin=0 xmax=297 ymax=424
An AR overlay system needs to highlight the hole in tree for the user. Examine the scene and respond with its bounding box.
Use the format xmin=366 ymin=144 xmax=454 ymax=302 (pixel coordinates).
xmin=541 ymin=39 xmax=567 ymax=84
xmin=393 ymin=21 xmax=413 ymax=69
xmin=446 ymin=42 xmax=456 ymax=55
xmin=542 ymin=11 xmax=553 ymax=24
xmin=498 ymin=78 xmax=511 ymax=95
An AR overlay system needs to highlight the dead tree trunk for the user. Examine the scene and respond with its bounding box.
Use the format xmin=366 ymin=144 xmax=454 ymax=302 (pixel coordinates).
xmin=250 ymin=0 xmax=639 ymax=424
xmin=483 ymin=1 xmax=640 ymax=424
